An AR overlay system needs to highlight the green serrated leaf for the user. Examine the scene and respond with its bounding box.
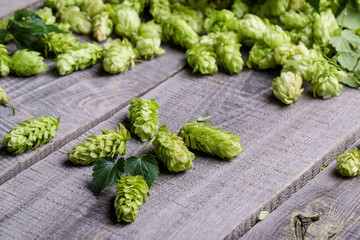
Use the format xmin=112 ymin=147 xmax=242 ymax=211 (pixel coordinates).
xmin=124 ymin=154 xmax=159 ymax=188
xmin=197 ymin=116 xmax=211 ymax=122
xmin=305 ymin=0 xmax=321 ymax=12
xmin=338 ymin=52 xmax=357 ymax=71
xmin=0 ymin=29 xmax=7 ymax=43
xmin=342 ymin=76 xmax=360 ymax=88
xmin=92 ymin=157 xmax=125 ymax=196
xmin=330 ymin=30 xmax=360 ymax=53
xmin=337 ymin=7 xmax=360 ymax=29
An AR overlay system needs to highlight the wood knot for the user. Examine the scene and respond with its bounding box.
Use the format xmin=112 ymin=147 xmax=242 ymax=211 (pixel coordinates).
xmin=293 ymin=214 xmax=320 ymax=240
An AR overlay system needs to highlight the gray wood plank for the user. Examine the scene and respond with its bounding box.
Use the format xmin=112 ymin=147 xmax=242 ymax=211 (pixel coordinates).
xmin=0 ymin=0 xmax=44 ymax=18
xmin=1 ymin=67 xmax=360 ymax=239
xmin=242 ymin=141 xmax=360 ymax=240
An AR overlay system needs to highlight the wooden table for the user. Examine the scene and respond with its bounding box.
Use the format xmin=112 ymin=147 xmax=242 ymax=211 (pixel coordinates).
xmin=1 ymin=1 xmax=360 ymax=239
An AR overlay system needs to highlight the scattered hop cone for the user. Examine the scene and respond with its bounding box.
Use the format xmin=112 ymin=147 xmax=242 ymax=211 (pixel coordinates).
xmin=178 ymin=121 xmax=243 ymax=159
xmin=45 ymin=0 xmax=85 ymax=10
xmin=58 ymin=6 xmax=92 ymax=35
xmin=114 ymin=175 xmax=149 ymax=223
xmin=43 ymin=32 xmax=79 ymax=56
xmin=310 ymin=64 xmax=344 ymax=99
xmin=53 ymin=22 xmax=72 ymax=32
xmin=203 ymin=9 xmax=238 ymax=33
xmin=238 ymin=14 xmax=269 ymax=44
xmin=290 ymin=24 xmax=314 ymax=48
xmin=273 ymin=71 xmax=303 ymax=105
xmin=128 ymin=98 xmax=160 ymax=141
xmin=172 ymin=3 xmax=203 ymax=34
xmin=0 ymin=86 xmax=15 ymax=115
xmin=153 ymin=125 xmax=194 ymax=172
xmin=186 ymin=43 xmax=218 ymax=75
xmin=247 ymin=42 xmax=277 ymax=70
xmin=68 ymin=124 xmax=131 ymax=165
xmin=11 ymin=50 xmax=48 ymax=77
xmin=1 ymin=116 xmax=60 ymax=155
xmin=103 ymin=38 xmax=138 ymax=74
xmin=111 ymin=5 xmax=141 ymax=38
xmin=216 ymin=32 xmax=243 ymax=75
xmin=231 ymin=0 xmax=250 ymax=19
xmin=0 ymin=44 xmax=11 ymax=76
xmin=56 ymin=42 xmax=102 ymax=75
xmin=336 ymin=149 xmax=360 ymax=177
xmin=149 ymin=0 xmax=171 ymax=23
xmin=313 ymin=9 xmax=340 ymax=45
xmin=92 ymin=11 xmax=113 ymax=42
xmin=280 ymin=10 xmax=311 ymax=30
xmin=264 ymin=25 xmax=291 ymax=49
xmin=162 ymin=16 xmax=200 ymax=49
xmin=81 ymin=0 xmax=105 ymax=18
xmin=35 ymin=7 xmax=56 ymax=25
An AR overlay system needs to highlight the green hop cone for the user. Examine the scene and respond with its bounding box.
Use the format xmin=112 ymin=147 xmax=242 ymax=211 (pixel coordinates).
xmin=35 ymin=7 xmax=56 ymax=25
xmin=310 ymin=63 xmax=345 ymax=99
xmin=290 ymin=24 xmax=314 ymax=48
xmin=288 ymin=0 xmax=304 ymax=11
xmin=336 ymin=149 xmax=360 ymax=177
xmin=261 ymin=0 xmax=289 ymax=17
xmin=56 ymin=42 xmax=102 ymax=75
xmin=0 ymin=44 xmax=11 ymax=76
xmin=111 ymin=4 xmax=141 ymax=38
xmin=247 ymin=42 xmax=277 ymax=70
xmin=231 ymin=0 xmax=249 ymax=19
xmin=11 ymin=50 xmax=48 ymax=77
xmin=0 ymin=86 xmax=15 ymax=115
xmin=127 ymin=98 xmax=160 ymax=141
xmin=274 ymin=42 xmax=310 ymax=66
xmin=53 ymin=22 xmax=72 ymax=32
xmin=313 ymin=9 xmax=341 ymax=46
xmin=203 ymin=9 xmax=238 ymax=33
xmin=103 ymin=38 xmax=138 ymax=74
xmin=81 ymin=0 xmax=105 ymax=18
xmin=216 ymin=32 xmax=243 ymax=75
xmin=132 ymin=20 xmax=165 ymax=60
xmin=114 ymin=175 xmax=149 ymax=223
xmin=149 ymin=0 xmax=171 ymax=23
xmin=68 ymin=124 xmax=131 ymax=165
xmin=238 ymin=14 xmax=269 ymax=44
xmin=273 ymin=71 xmax=303 ymax=105
xmin=92 ymin=11 xmax=113 ymax=42
xmin=45 ymin=0 xmax=85 ymax=9
xmin=172 ymin=3 xmax=204 ymax=34
xmin=58 ymin=6 xmax=92 ymax=35
xmin=162 ymin=16 xmax=200 ymax=49
xmin=186 ymin=43 xmax=218 ymax=75
xmin=280 ymin=10 xmax=311 ymax=30
xmin=264 ymin=25 xmax=291 ymax=49
xmin=153 ymin=125 xmax=194 ymax=172
xmin=178 ymin=121 xmax=243 ymax=159
xmin=109 ymin=0 xmax=148 ymax=13
xmin=1 ymin=116 xmax=60 ymax=155
xmin=43 ymin=32 xmax=79 ymax=56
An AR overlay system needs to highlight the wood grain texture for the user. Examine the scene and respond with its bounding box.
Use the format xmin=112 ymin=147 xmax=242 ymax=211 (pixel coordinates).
xmin=242 ymin=141 xmax=360 ymax=240
xmin=2 ymin=67 xmax=360 ymax=239
xmin=0 ymin=0 xmax=44 ymax=18
xmin=0 ymin=45 xmax=186 ymax=184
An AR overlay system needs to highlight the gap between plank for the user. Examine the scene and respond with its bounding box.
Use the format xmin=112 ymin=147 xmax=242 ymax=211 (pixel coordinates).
xmin=0 ymin=65 xmax=186 ymax=185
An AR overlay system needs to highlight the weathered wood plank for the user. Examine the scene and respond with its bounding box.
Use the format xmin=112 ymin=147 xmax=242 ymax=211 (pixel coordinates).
xmin=0 ymin=0 xmax=44 ymax=18
xmin=242 ymin=141 xmax=360 ymax=240
xmin=2 ymin=67 xmax=360 ymax=239
xmin=0 ymin=45 xmax=186 ymax=184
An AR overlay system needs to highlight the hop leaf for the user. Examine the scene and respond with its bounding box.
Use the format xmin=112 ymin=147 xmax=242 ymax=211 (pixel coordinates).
xmin=68 ymin=124 xmax=131 ymax=165
xmin=56 ymin=42 xmax=102 ymax=75
xmin=92 ymin=157 xmax=125 ymax=196
xmin=127 ymin=98 xmax=160 ymax=141
xmin=10 ymin=49 xmax=48 ymax=77
xmin=0 ymin=44 xmax=11 ymax=76
xmin=1 ymin=115 xmax=60 ymax=155
xmin=178 ymin=121 xmax=243 ymax=159
xmin=336 ymin=149 xmax=360 ymax=177
xmin=153 ymin=125 xmax=194 ymax=172
xmin=124 ymin=154 xmax=159 ymax=188
xmin=114 ymin=175 xmax=149 ymax=222
xmin=103 ymin=38 xmax=138 ymax=74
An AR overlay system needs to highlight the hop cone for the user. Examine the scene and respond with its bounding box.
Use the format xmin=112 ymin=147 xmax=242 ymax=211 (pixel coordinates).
xmin=0 ymin=44 xmax=11 ymax=76
xmin=11 ymin=50 xmax=48 ymax=77
xmin=43 ymin=32 xmax=79 ymax=56
xmin=132 ymin=20 xmax=165 ymax=60
xmin=203 ymin=9 xmax=238 ymax=33
xmin=103 ymin=38 xmax=138 ymax=74
xmin=53 ymin=22 xmax=71 ymax=32
xmin=162 ymin=16 xmax=200 ymax=49
xmin=153 ymin=125 xmax=194 ymax=172
xmin=0 ymin=86 xmax=15 ymax=115
xmin=68 ymin=124 xmax=131 ymax=165
xmin=128 ymin=98 xmax=159 ymax=141
xmin=247 ymin=42 xmax=277 ymax=70
xmin=36 ymin=7 xmax=56 ymax=25
xmin=280 ymin=10 xmax=311 ymax=30
xmin=216 ymin=32 xmax=243 ymax=75
xmin=178 ymin=121 xmax=243 ymax=159
xmin=273 ymin=71 xmax=303 ymax=105
xmin=56 ymin=42 xmax=102 ymax=75
xmin=336 ymin=149 xmax=360 ymax=177
xmin=111 ymin=5 xmax=141 ymax=38
xmin=238 ymin=14 xmax=268 ymax=42
xmin=92 ymin=11 xmax=113 ymax=42
xmin=1 ymin=116 xmax=60 ymax=155
xmin=264 ymin=25 xmax=291 ymax=50
xmin=149 ymin=0 xmax=171 ymax=23
xmin=58 ymin=6 xmax=92 ymax=35
xmin=45 ymin=0 xmax=85 ymax=9
xmin=114 ymin=175 xmax=149 ymax=223
xmin=231 ymin=0 xmax=249 ymax=19
xmin=313 ymin=9 xmax=341 ymax=45
xmin=172 ymin=3 xmax=203 ymax=34
xmin=186 ymin=43 xmax=218 ymax=75
xmin=81 ymin=0 xmax=105 ymax=18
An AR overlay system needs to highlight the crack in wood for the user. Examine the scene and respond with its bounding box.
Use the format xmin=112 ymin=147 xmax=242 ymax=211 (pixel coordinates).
xmin=293 ymin=214 xmax=320 ymax=240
